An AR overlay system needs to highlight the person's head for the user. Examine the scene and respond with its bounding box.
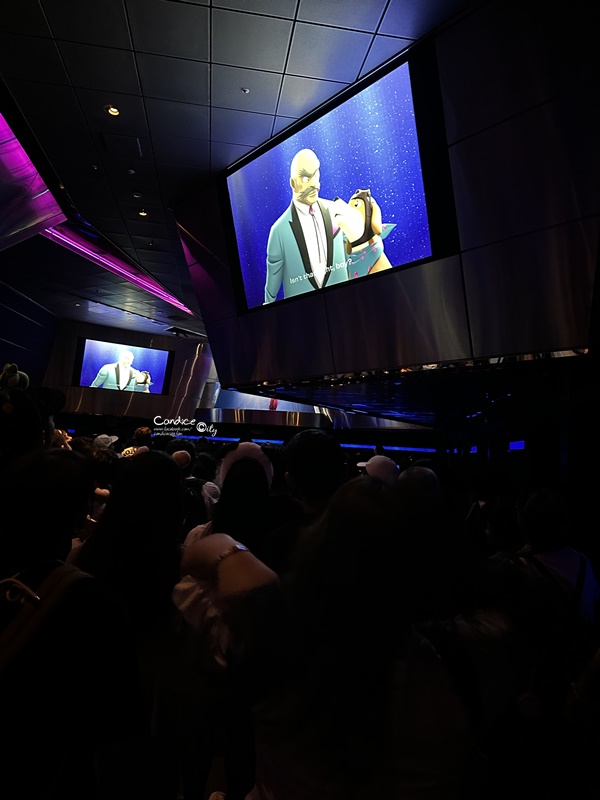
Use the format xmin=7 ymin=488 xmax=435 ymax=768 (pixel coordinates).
xmin=164 ymin=437 xmax=196 ymax=463
xmin=517 ymin=485 xmax=571 ymax=551
xmin=103 ymin=449 xmax=182 ymax=522
xmin=211 ymin=456 xmax=272 ymax=551
xmin=295 ymin=474 xmax=400 ymax=588
xmin=192 ymin=450 xmax=217 ymax=482
xmin=118 ymin=350 xmax=134 ymax=368
xmin=284 ymin=429 xmax=347 ymax=513
xmin=215 ymin=441 xmax=273 ymax=490
xmin=133 ymin=426 xmax=153 ymax=447
xmin=397 ymin=465 xmax=441 ymax=505
xmin=93 ymin=434 xmax=118 ymax=451
xmin=290 ymin=148 xmax=320 ymax=206
xmin=90 ymin=446 xmax=121 ymax=487
xmin=68 ymin=435 xmax=95 ymax=456
xmin=171 ymin=449 xmax=192 ymax=476
xmin=290 ymin=475 xmax=412 ymax=681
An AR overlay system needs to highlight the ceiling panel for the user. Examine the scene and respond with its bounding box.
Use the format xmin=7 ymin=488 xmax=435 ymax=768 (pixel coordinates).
xmin=144 ymin=98 xmax=210 ymax=140
xmin=0 ymin=34 xmax=66 ymax=83
xmin=211 ymin=9 xmax=293 ymax=72
xmin=211 ymin=107 xmax=275 ymax=147
xmin=43 ymin=0 xmax=132 ymax=48
xmin=127 ymin=0 xmax=210 ymax=61
xmin=360 ymin=35 xmax=413 ymax=78
xmin=287 ymin=24 xmax=373 ymax=83
xmin=211 ymin=64 xmax=283 ymax=114
xmin=277 ymin=74 xmax=346 ymax=119
xmin=0 ymin=1 xmax=52 ymax=37
xmin=137 ymin=53 xmax=210 ymax=105
xmin=153 ymin=134 xmax=211 ymax=170
xmin=298 ymin=0 xmax=389 ymax=31
xmin=59 ymin=42 xmax=142 ymax=95
xmin=380 ymin=0 xmax=474 ymax=39
xmin=215 ymin=0 xmax=295 ymax=17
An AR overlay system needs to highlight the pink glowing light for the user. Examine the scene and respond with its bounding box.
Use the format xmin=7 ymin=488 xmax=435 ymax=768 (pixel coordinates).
xmin=41 ymin=224 xmax=194 ymax=315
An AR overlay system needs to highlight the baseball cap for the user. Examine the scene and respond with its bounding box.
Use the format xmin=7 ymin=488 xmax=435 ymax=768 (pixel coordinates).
xmin=93 ymin=434 xmax=119 ymax=449
xmin=357 ymin=455 xmax=399 ymax=484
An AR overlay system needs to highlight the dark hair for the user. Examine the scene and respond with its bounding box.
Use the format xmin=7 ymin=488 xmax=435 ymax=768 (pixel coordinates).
xmin=517 ymin=485 xmax=571 ymax=550
xmin=68 ymin=436 xmax=95 ymax=456
xmin=291 ymin=476 xmax=408 ymax=639
xmin=284 ymin=429 xmax=347 ymax=506
xmin=211 ymin=457 xmax=271 ymax=552
xmin=133 ymin=426 xmax=153 ymax=447
xmin=192 ymin=451 xmax=217 ymax=482
xmin=266 ymin=477 xmax=408 ymax=785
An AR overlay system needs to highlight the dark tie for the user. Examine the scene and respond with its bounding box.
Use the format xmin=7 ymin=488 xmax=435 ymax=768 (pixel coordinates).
xmin=309 ymin=204 xmax=324 ymax=262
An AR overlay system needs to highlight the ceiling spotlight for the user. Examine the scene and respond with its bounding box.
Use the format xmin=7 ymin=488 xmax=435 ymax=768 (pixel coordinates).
xmin=241 ymin=87 xmax=250 ymax=94
xmin=127 ymin=168 xmax=136 ymax=176
xmin=138 ymin=209 xmax=148 ymax=216
xmin=133 ymin=192 xmax=142 ymax=199
xmin=104 ymin=104 xmax=120 ymax=116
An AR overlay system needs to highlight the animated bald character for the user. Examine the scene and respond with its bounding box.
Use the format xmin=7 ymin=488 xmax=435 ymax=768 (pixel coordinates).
xmin=264 ymin=148 xmax=349 ymax=303
xmin=90 ymin=350 xmax=151 ymax=391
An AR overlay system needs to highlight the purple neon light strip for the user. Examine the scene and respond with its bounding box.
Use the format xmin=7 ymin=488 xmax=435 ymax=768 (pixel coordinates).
xmin=41 ymin=225 xmax=193 ymax=315
xmin=1 ymin=110 xmax=193 ymax=315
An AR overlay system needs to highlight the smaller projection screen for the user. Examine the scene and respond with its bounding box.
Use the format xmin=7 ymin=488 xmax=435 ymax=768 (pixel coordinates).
xmin=75 ymin=338 xmax=173 ymax=395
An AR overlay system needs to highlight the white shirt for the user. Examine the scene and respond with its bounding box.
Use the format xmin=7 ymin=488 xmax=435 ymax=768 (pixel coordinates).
xmin=118 ymin=366 xmax=130 ymax=390
xmin=293 ymin=200 xmax=327 ymax=288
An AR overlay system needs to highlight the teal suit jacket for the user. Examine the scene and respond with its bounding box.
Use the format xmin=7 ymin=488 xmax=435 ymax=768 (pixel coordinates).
xmin=264 ymin=200 xmax=349 ymax=303
xmin=91 ymin=363 xmax=139 ymax=391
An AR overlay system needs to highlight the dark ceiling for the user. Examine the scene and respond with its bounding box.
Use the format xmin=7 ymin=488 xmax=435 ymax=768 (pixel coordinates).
xmin=0 ymin=0 xmax=479 ymax=339
xmin=2 ymin=0 xmax=594 ymax=432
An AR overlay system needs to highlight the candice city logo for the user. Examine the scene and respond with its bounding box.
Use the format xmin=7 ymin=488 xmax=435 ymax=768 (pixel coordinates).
xmin=196 ymin=421 xmax=217 ymax=436
xmin=153 ymin=417 xmax=218 ymax=437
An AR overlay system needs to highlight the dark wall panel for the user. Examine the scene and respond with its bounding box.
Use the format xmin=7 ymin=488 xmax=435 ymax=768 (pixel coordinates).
xmin=0 ymin=281 xmax=57 ymax=385
xmin=326 ymin=256 xmax=471 ymax=374
xmin=464 ymin=218 xmax=598 ymax=358
xmin=204 ymin=316 xmax=249 ymax=387
xmin=448 ymin=91 xmax=600 ymax=252
xmin=436 ymin=0 xmax=593 ymax=144
xmin=239 ymin=292 xmax=334 ymax=383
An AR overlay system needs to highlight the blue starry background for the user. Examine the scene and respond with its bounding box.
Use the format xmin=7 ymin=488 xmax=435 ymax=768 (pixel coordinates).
xmin=227 ymin=62 xmax=432 ymax=309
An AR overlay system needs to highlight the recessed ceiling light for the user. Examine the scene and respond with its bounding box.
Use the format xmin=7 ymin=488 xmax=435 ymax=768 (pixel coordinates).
xmin=104 ymin=104 xmax=120 ymax=116
xmin=133 ymin=192 xmax=142 ymax=199
xmin=138 ymin=209 xmax=148 ymax=217
xmin=241 ymin=87 xmax=250 ymax=94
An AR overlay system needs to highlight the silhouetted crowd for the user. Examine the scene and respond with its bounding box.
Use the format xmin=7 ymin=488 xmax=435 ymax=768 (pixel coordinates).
xmin=2 ymin=418 xmax=600 ymax=799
